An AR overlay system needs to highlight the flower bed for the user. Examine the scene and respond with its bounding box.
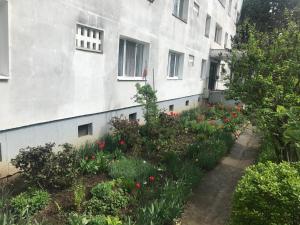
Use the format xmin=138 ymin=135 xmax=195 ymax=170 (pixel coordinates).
xmin=1 ymin=86 xmax=246 ymax=225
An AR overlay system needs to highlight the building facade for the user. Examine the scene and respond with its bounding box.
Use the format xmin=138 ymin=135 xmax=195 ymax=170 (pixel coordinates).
xmin=0 ymin=0 xmax=243 ymax=174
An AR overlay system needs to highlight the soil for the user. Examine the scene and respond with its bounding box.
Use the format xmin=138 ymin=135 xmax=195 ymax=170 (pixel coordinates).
xmin=180 ymin=125 xmax=260 ymax=225
xmin=34 ymin=174 xmax=108 ymax=224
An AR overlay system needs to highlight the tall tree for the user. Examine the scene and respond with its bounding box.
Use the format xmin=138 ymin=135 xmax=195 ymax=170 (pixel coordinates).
xmin=240 ymin=0 xmax=299 ymax=32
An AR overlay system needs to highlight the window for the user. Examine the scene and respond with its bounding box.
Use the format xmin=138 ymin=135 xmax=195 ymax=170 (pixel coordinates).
xmin=205 ymin=15 xmax=211 ymax=37
xmin=185 ymin=100 xmax=190 ymax=106
xmin=129 ymin=113 xmax=137 ymax=121
xmin=173 ymin=0 xmax=188 ymax=21
xmin=168 ymin=51 xmax=184 ymax=78
xmin=78 ymin=123 xmax=93 ymax=137
xmin=193 ymin=1 xmax=200 ymax=16
xmin=218 ymin=0 xmax=226 ymax=8
xmin=169 ymin=105 xmax=174 ymax=112
xmin=224 ymin=32 xmax=228 ymax=49
xmin=0 ymin=1 xmax=9 ymax=79
xmin=200 ymin=59 xmax=207 ymax=79
xmin=228 ymin=0 xmax=232 ymax=16
xmin=188 ymin=55 xmax=195 ymax=66
xmin=214 ymin=24 xmax=223 ymax=45
xmin=76 ymin=24 xmax=103 ymax=53
xmin=118 ymin=38 xmax=149 ymax=79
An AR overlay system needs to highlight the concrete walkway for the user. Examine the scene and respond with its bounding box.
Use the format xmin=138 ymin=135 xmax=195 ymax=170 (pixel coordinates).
xmin=181 ymin=125 xmax=259 ymax=225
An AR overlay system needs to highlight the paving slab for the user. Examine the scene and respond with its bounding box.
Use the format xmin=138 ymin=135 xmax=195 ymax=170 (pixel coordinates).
xmin=181 ymin=126 xmax=259 ymax=225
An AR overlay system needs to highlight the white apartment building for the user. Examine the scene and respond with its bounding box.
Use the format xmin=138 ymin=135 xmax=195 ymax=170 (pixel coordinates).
xmin=0 ymin=0 xmax=243 ymax=173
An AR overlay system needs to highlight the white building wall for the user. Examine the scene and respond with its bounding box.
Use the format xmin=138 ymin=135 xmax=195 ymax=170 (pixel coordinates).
xmin=0 ymin=0 xmax=243 ymax=168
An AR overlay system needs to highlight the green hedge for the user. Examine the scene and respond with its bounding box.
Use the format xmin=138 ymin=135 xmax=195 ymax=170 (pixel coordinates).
xmin=230 ymin=162 xmax=300 ymax=225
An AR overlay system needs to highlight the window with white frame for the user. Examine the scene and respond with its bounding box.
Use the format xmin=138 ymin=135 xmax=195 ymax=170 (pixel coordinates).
xmin=0 ymin=1 xmax=9 ymax=79
xmin=228 ymin=0 xmax=232 ymax=16
xmin=200 ymin=59 xmax=207 ymax=79
xmin=189 ymin=55 xmax=195 ymax=66
xmin=214 ymin=24 xmax=223 ymax=45
xmin=118 ymin=38 xmax=149 ymax=78
xmin=76 ymin=24 xmax=103 ymax=53
xmin=218 ymin=0 xmax=226 ymax=8
xmin=224 ymin=32 xmax=228 ymax=49
xmin=168 ymin=51 xmax=184 ymax=78
xmin=193 ymin=1 xmax=200 ymax=16
xmin=205 ymin=15 xmax=211 ymax=37
xmin=173 ymin=0 xmax=189 ymax=21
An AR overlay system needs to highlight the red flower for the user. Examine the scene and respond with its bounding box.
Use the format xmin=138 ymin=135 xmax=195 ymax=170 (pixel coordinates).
xmin=91 ymin=155 xmax=96 ymax=160
xmin=231 ymin=112 xmax=238 ymax=118
xmin=223 ymin=118 xmax=230 ymax=123
xmin=135 ymin=182 xmax=141 ymax=189
xmin=97 ymin=141 xmax=106 ymax=150
xmin=149 ymin=176 xmax=155 ymax=183
xmin=119 ymin=140 xmax=126 ymax=145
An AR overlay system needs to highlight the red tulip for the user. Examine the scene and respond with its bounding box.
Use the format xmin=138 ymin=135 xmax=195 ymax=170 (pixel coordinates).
xmin=91 ymin=155 xmax=96 ymax=160
xmin=135 ymin=182 xmax=141 ymax=189
xmin=149 ymin=176 xmax=155 ymax=183
xmin=231 ymin=112 xmax=238 ymax=118
xmin=119 ymin=140 xmax=126 ymax=145
xmin=223 ymin=118 xmax=230 ymax=123
xmin=97 ymin=141 xmax=105 ymax=150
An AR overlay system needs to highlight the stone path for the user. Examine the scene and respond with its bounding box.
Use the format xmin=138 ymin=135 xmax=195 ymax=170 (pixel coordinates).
xmin=181 ymin=125 xmax=260 ymax=225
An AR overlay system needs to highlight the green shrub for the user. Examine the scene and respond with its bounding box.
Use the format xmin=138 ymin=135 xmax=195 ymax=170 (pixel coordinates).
xmin=73 ymin=181 xmax=86 ymax=212
xmin=137 ymin=179 xmax=188 ymax=225
xmin=10 ymin=189 xmax=50 ymax=218
xmin=68 ymin=213 xmax=122 ymax=225
xmin=257 ymin=137 xmax=279 ymax=163
xmin=84 ymin=181 xmax=129 ymax=216
xmin=109 ymin=158 xmax=155 ymax=182
xmin=11 ymin=143 xmax=78 ymax=190
xmin=230 ymin=162 xmax=300 ymax=225
xmin=110 ymin=117 xmax=142 ymax=153
xmin=80 ymin=152 xmax=111 ymax=175
xmin=188 ymin=139 xmax=227 ymax=170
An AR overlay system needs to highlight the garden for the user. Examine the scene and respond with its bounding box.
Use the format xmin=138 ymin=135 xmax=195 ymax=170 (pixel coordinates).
xmin=227 ymin=1 xmax=300 ymax=224
xmin=0 ymin=84 xmax=246 ymax=225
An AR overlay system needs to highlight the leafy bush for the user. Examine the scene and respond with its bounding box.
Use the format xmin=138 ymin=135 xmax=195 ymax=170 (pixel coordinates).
xmin=68 ymin=213 xmax=122 ymax=225
xmin=73 ymin=181 xmax=86 ymax=212
xmin=257 ymin=136 xmax=279 ymax=163
xmin=110 ymin=117 xmax=142 ymax=153
xmin=109 ymin=158 xmax=155 ymax=182
xmin=80 ymin=152 xmax=111 ymax=175
xmin=84 ymin=181 xmax=129 ymax=216
xmin=230 ymin=162 xmax=300 ymax=225
xmin=11 ymin=143 xmax=78 ymax=190
xmin=10 ymin=189 xmax=50 ymax=218
xmin=188 ymin=139 xmax=227 ymax=170
xmin=137 ymin=179 xmax=189 ymax=225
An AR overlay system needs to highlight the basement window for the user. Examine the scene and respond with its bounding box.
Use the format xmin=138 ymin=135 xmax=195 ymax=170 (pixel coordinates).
xmin=185 ymin=100 xmax=190 ymax=106
xmin=129 ymin=113 xmax=137 ymax=121
xmin=78 ymin=123 xmax=93 ymax=137
xmin=76 ymin=24 xmax=103 ymax=53
xmin=169 ymin=105 xmax=174 ymax=112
